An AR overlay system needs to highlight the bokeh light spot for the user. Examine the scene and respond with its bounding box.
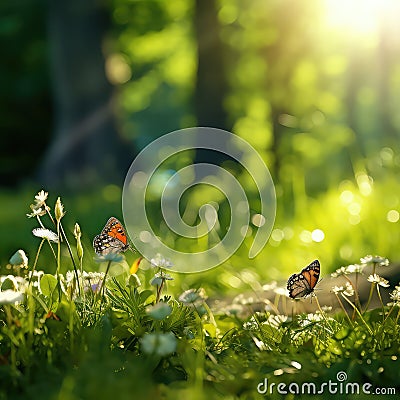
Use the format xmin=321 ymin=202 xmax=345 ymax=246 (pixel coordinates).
xmin=102 ymin=184 xmax=121 ymax=202
xmin=252 ymin=213 xmax=266 ymax=227
xmin=387 ymin=209 xmax=399 ymax=223
xmin=340 ymin=190 xmax=354 ymax=204
xmin=311 ymin=229 xmax=325 ymax=242
xmin=299 ymin=230 xmax=312 ymax=243
xmin=348 ymin=203 xmax=361 ymax=215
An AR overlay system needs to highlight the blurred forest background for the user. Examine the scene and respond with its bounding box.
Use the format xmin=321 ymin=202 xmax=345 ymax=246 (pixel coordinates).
xmin=1 ymin=0 xmax=400 ymax=293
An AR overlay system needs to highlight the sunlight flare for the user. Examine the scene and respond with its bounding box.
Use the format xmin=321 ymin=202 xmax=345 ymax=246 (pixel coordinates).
xmin=323 ymin=0 xmax=400 ymax=36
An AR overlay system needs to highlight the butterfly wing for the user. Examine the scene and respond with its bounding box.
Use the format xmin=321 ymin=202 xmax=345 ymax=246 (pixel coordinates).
xmin=287 ymin=273 xmax=312 ymax=299
xmin=93 ymin=217 xmax=129 ymax=255
xmin=287 ymin=260 xmax=320 ymax=299
xmin=300 ymin=260 xmax=320 ymax=290
xmin=102 ymin=217 xmax=128 ymax=245
xmin=93 ymin=233 xmax=124 ymax=255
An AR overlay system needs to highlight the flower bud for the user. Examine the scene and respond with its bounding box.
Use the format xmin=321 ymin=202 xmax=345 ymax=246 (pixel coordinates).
xmin=55 ymin=197 xmax=65 ymax=222
xmin=9 ymin=249 xmax=28 ymax=268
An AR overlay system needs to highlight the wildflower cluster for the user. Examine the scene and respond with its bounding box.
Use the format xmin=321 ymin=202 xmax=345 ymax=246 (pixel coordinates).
xmin=388 ymin=285 xmax=400 ymax=307
xmin=330 ymin=255 xmax=396 ymax=326
xmin=1 ymin=190 xmax=400 ymax=398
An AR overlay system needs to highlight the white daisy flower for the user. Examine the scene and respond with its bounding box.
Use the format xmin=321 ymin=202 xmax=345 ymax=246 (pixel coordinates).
xmin=367 ymin=274 xmax=390 ymax=287
xmin=150 ymin=253 xmax=173 ymax=269
xmin=150 ymin=271 xmax=174 ymax=286
xmin=360 ymin=255 xmax=389 ymax=267
xmin=262 ymin=314 xmax=288 ymax=328
xmin=0 ymin=290 xmax=24 ymax=305
xmin=389 ymin=285 xmax=400 ymax=306
xmin=140 ymin=332 xmax=177 ymax=357
xmin=9 ymin=249 xmax=28 ymax=268
xmin=32 ymin=228 xmax=59 ymax=243
xmin=179 ymin=288 xmax=207 ymax=306
xmin=34 ymin=190 xmax=48 ymax=206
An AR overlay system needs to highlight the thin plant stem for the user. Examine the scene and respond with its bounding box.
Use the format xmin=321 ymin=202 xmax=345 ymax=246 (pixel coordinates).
xmin=354 ymin=272 xmax=362 ymax=310
xmin=60 ymin=224 xmax=81 ymax=295
xmin=193 ymin=310 xmax=205 ymax=399
xmin=202 ymin=301 xmax=216 ymax=327
xmin=45 ymin=239 xmax=57 ymax=262
xmin=28 ymin=239 xmax=45 ymax=287
xmin=376 ymin=285 xmax=385 ymax=321
xmin=363 ymin=282 xmax=376 ymax=313
xmin=342 ymin=275 xmax=360 ymax=319
xmin=313 ymin=294 xmax=334 ymax=331
xmin=99 ymin=260 xmax=112 ymax=312
xmin=382 ymin=305 xmax=396 ymax=325
xmin=334 ymin=293 xmax=353 ymax=326
xmin=363 ymin=263 xmax=377 ymax=313
xmin=44 ymin=204 xmax=55 ymax=226
xmin=262 ymin=298 xmax=280 ymax=315
xmin=395 ymin=307 xmax=400 ymax=325
xmin=36 ymin=215 xmax=45 ymax=229
xmin=56 ymin=221 xmax=62 ymax=301
xmin=156 ymin=280 xmax=165 ymax=303
xmin=341 ymin=293 xmax=373 ymax=335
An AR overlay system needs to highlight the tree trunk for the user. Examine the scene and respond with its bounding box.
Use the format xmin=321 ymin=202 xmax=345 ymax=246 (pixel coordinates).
xmin=39 ymin=0 xmax=131 ymax=189
xmin=193 ymin=0 xmax=230 ymax=169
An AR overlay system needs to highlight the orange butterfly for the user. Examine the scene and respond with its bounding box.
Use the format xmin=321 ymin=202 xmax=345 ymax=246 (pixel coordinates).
xmin=287 ymin=260 xmax=320 ymax=299
xmin=93 ymin=217 xmax=130 ymax=256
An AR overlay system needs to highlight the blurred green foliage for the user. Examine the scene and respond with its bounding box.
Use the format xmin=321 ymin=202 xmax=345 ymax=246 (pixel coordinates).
xmin=0 ymin=1 xmax=51 ymax=185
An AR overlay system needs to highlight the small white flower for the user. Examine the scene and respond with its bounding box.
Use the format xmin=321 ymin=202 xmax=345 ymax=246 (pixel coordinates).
xmin=262 ymin=281 xmax=278 ymax=291
xmin=9 ymin=249 xmax=28 ymax=268
xmin=233 ymin=293 xmax=255 ymax=305
xmin=331 ymin=267 xmax=347 ymax=278
xmin=0 ymin=275 xmax=27 ymax=292
xmin=179 ymin=288 xmax=207 ymax=306
xmin=389 ymin=285 xmax=400 ymax=306
xmin=360 ymin=255 xmax=389 ymax=267
xmin=26 ymin=205 xmax=46 ymax=218
xmin=343 ymin=282 xmax=355 ymax=296
xmin=62 ymin=271 xmax=106 ymax=298
xmin=332 ymin=285 xmax=344 ymax=294
xmin=34 ymin=190 xmax=48 ymax=206
xmin=367 ymin=274 xmax=390 ymax=287
xmin=150 ymin=271 xmax=174 ymax=286
xmin=346 ymin=264 xmax=364 ymax=274
xmin=150 ymin=253 xmax=173 ymax=269
xmin=232 ymin=293 xmax=255 ymax=305
xmin=332 ymin=282 xmax=354 ymax=296
xmin=140 ymin=332 xmax=177 ymax=357
xmin=0 ymin=290 xmax=24 ymax=305
xmin=243 ymin=318 xmax=258 ymax=331
xmin=27 ymin=270 xmax=44 ymax=286
xmin=221 ymin=303 xmax=245 ymax=316
xmin=32 ymin=228 xmax=59 ymax=243
xmin=262 ymin=314 xmax=288 ymax=328
xmin=331 ymin=264 xmax=365 ymax=278
xmin=274 ymin=287 xmax=290 ymax=297
xmin=146 ymin=303 xmax=172 ymax=320
xmin=94 ymin=252 xmax=124 ymax=263
xmin=298 ymin=312 xmax=323 ymax=327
